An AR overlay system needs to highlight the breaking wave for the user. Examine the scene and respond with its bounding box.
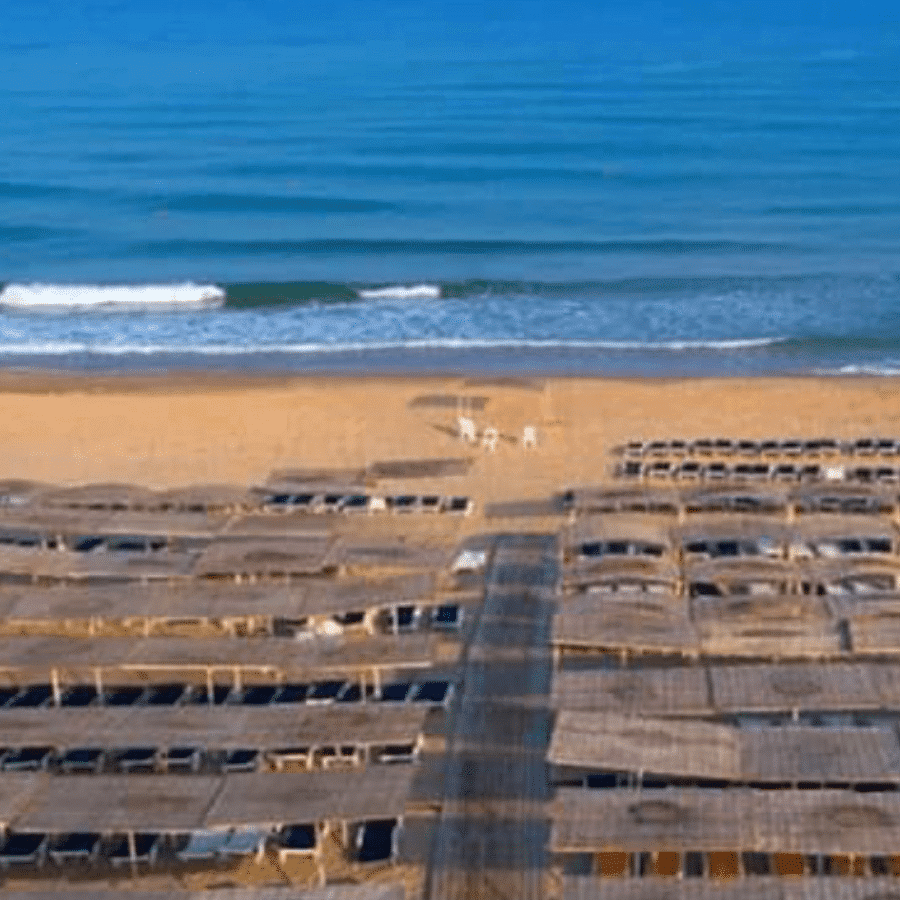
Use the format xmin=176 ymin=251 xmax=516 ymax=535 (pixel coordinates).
xmin=0 ymin=283 xmax=225 ymax=311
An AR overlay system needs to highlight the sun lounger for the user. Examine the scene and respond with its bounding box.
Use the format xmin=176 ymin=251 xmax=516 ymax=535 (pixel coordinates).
xmin=161 ymin=746 xmax=202 ymax=773
xmin=355 ymin=819 xmax=399 ymax=863
xmin=431 ymin=603 xmax=462 ymax=631
xmin=59 ymin=748 xmax=105 ymax=774
xmin=103 ymin=686 xmax=147 ymax=706
xmin=0 ymin=832 xmax=48 ymax=867
xmin=240 ymin=685 xmax=279 ymax=706
xmin=378 ymin=682 xmax=414 ymax=703
xmin=272 ymin=683 xmax=309 ymax=704
xmin=315 ymin=744 xmax=361 ymax=769
xmin=266 ymin=746 xmax=311 ymax=770
xmin=443 ymin=496 xmax=473 ymax=514
xmin=175 ymin=829 xmax=230 ymax=862
xmin=412 ymin=680 xmax=452 ymax=706
xmin=675 ymin=461 xmax=702 ymax=480
xmin=306 ymin=680 xmax=348 ymax=705
xmin=7 ymin=685 xmax=52 ymax=708
xmin=59 ymin=685 xmax=99 ymax=707
xmin=341 ymin=494 xmax=371 ymax=512
xmin=277 ymin=824 xmax=318 ymax=863
xmin=108 ymin=833 xmax=160 ymax=867
xmin=219 ymin=827 xmax=269 ymax=860
xmin=114 ymin=747 xmax=158 ymax=773
xmin=144 ymin=683 xmax=189 ymax=706
xmin=222 ymin=749 xmax=259 ymax=773
xmin=3 ymin=747 xmax=53 ymax=771
xmin=48 ymin=832 xmax=101 ymax=864
xmin=374 ymin=742 xmax=419 ymax=764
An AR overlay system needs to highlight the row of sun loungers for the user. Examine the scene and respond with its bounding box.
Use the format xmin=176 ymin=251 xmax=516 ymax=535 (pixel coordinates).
xmin=617 ymin=437 xmax=900 ymax=458
xmin=0 ymin=679 xmax=452 ymax=710
xmin=262 ymin=492 xmax=472 ymax=515
xmin=0 ymin=818 xmax=399 ymax=869
xmin=0 ymin=741 xmax=419 ymax=775
xmin=617 ymin=459 xmax=900 ymax=484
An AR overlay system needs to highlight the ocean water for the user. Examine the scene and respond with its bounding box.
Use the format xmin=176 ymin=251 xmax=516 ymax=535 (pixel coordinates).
xmin=2 ymin=1 xmax=900 ymax=374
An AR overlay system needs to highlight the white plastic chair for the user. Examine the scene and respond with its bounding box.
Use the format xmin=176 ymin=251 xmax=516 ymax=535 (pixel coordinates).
xmin=523 ymin=425 xmax=537 ymax=449
xmin=482 ymin=427 xmax=499 ymax=452
xmin=457 ymin=416 xmax=477 ymax=444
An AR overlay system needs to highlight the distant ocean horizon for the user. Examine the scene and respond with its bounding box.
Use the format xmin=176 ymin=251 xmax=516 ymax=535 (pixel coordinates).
xmin=3 ymin=0 xmax=900 ymax=375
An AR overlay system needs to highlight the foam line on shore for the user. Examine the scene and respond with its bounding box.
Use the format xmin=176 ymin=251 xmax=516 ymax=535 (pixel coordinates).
xmin=0 ymin=337 xmax=786 ymax=355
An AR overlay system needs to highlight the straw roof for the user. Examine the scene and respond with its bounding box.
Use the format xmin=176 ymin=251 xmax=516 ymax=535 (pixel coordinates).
xmin=553 ymin=663 xmax=900 ymax=715
xmin=549 ymin=710 xmax=740 ymax=780
xmin=205 ymin=765 xmax=414 ymax=827
xmin=0 ymin=889 xmax=405 ymax=900
xmin=0 ymin=480 xmax=52 ymax=505
xmin=0 ymin=547 xmax=196 ymax=581
xmin=0 ymin=506 xmax=221 ymax=538
xmin=564 ymin=556 xmax=680 ymax=589
xmin=560 ymin=878 xmax=900 ymax=900
xmin=0 ymin=572 xmax=434 ymax=621
xmin=193 ymin=537 xmax=337 ymax=577
xmin=151 ymin=484 xmax=255 ymax=512
xmin=224 ymin=514 xmax=340 ymax=538
xmin=549 ymin=712 xmax=900 ymax=784
xmin=0 ymin=704 xmax=428 ymax=751
xmin=697 ymin=618 xmax=843 ymax=659
xmin=848 ymin=615 xmax=900 ymax=655
xmin=0 ymin=633 xmax=434 ymax=679
xmin=0 ymin=772 xmax=41 ymax=824
xmin=12 ymin=766 xmax=414 ymax=832
xmin=740 ymin=727 xmax=900 ymax=783
xmin=36 ymin=483 xmax=158 ymax=510
xmin=685 ymin=557 xmax=797 ymax=585
xmin=565 ymin=487 xmax=680 ymax=515
xmin=335 ymin=541 xmax=450 ymax=572
xmin=552 ymin=668 xmax=712 ymax=717
xmin=553 ymin=595 xmax=696 ymax=655
xmin=367 ymin=458 xmax=472 ymax=479
xmin=681 ymin=487 xmax=789 ymax=515
xmin=677 ymin=516 xmax=789 ymax=545
xmin=565 ymin=517 xmax=673 ymax=550
xmin=266 ymin=467 xmax=367 ymax=486
xmin=691 ymin=594 xmax=830 ymax=624
xmin=709 ymin=663 xmax=883 ymax=712
xmin=827 ymin=594 xmax=900 ymax=620
xmin=561 ymin=877 xmax=785 ymax=900
xmin=552 ymin=787 xmax=900 ymax=854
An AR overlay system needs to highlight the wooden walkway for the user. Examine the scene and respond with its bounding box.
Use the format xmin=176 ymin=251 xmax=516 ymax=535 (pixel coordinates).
xmin=424 ymin=533 xmax=558 ymax=900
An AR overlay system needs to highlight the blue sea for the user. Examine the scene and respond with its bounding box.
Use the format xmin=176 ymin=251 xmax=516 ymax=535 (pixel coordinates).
xmin=3 ymin=0 xmax=900 ymax=375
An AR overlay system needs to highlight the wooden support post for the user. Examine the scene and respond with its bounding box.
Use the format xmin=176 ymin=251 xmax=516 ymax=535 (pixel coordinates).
xmin=127 ymin=829 xmax=137 ymax=874
xmin=50 ymin=668 xmax=61 ymax=707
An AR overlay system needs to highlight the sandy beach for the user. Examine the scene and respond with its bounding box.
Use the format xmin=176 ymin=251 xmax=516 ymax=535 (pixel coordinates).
xmin=1 ymin=373 xmax=899 ymax=498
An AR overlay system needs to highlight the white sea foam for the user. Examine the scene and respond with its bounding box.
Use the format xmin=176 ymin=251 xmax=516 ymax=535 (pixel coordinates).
xmin=356 ymin=284 xmax=441 ymax=301
xmin=0 ymin=283 xmax=226 ymax=311
xmin=826 ymin=364 xmax=900 ymax=376
xmin=0 ymin=336 xmax=786 ymax=356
